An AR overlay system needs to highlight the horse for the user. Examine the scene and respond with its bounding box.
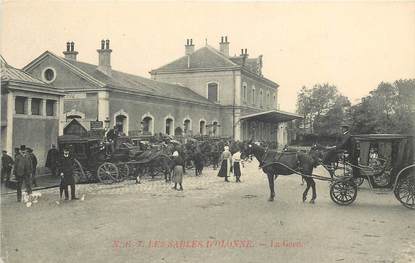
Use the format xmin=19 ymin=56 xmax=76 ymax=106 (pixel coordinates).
xmin=241 ymin=141 xmax=321 ymax=203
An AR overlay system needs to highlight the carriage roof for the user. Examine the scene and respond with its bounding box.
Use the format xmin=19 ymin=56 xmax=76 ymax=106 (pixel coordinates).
xmin=351 ymin=134 xmax=413 ymax=141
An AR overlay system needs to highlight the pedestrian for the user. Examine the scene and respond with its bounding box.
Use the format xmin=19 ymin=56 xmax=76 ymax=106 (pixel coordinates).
xmin=27 ymin=148 xmax=38 ymax=187
xmin=1 ymin=150 xmax=14 ymax=184
xmin=217 ymin=145 xmax=232 ymax=182
xmin=14 ymin=145 xmax=32 ymax=202
xmin=171 ymin=151 xmax=184 ymax=191
xmin=58 ymin=148 xmax=78 ymax=200
xmin=232 ymin=148 xmax=244 ymax=183
xmin=45 ymin=144 xmax=59 ymax=177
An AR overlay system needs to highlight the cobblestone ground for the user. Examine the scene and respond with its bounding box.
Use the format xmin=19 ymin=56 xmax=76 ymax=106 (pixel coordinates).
xmin=1 ymin=160 xmax=414 ymax=263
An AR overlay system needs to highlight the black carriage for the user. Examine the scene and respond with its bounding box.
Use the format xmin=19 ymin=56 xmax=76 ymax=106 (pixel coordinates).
xmin=328 ymin=134 xmax=415 ymax=209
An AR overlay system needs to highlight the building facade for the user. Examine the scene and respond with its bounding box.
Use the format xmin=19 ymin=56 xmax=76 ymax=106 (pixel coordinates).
xmin=22 ymin=38 xmax=299 ymax=148
xmin=150 ymin=36 xmax=300 ymax=142
xmin=1 ymin=56 xmax=64 ymax=165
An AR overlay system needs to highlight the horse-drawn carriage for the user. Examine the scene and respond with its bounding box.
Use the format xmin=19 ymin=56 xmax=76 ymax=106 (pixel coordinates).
xmin=326 ymin=134 xmax=415 ymax=209
xmin=241 ymin=134 xmax=415 ymax=209
xmin=58 ymin=134 xmax=172 ymax=184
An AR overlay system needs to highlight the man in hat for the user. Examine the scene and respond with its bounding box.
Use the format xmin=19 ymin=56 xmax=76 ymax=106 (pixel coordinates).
xmin=334 ymin=123 xmax=352 ymax=153
xmin=27 ymin=148 xmax=38 ymax=187
xmin=14 ymin=145 xmax=32 ymax=202
xmin=58 ymin=147 xmax=78 ymax=200
xmin=1 ymin=150 xmax=14 ymax=184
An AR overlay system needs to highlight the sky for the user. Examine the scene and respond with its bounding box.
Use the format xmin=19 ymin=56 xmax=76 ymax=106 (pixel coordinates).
xmin=1 ymin=1 xmax=414 ymax=112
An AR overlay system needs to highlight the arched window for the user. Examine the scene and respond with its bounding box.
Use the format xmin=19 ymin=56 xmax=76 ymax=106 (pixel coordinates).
xmin=242 ymin=82 xmax=247 ymax=103
xmin=207 ymin=82 xmax=219 ymax=102
xmin=183 ymin=119 xmax=192 ymax=135
xmin=115 ymin=115 xmax=127 ymax=135
xmin=259 ymin=89 xmax=264 ymax=107
xmin=266 ymin=91 xmax=270 ymax=108
xmin=199 ymin=120 xmax=206 ymax=135
xmin=212 ymin=121 xmax=219 ymax=136
xmin=165 ymin=118 xmax=173 ymax=135
xmin=273 ymin=93 xmax=276 ymax=108
xmin=252 ymin=87 xmax=256 ymax=105
xmin=142 ymin=116 xmax=153 ymax=135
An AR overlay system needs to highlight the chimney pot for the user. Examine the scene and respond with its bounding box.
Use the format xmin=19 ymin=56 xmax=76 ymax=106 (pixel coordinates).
xmin=70 ymin=42 xmax=74 ymax=52
xmin=245 ymin=48 xmax=248 ymax=55
xmin=66 ymin=42 xmax=70 ymax=52
xmin=185 ymin=38 xmax=195 ymax=55
xmin=225 ymin=36 xmax=228 ymax=43
xmin=97 ymin=40 xmax=112 ymax=75
xmin=221 ymin=36 xmax=224 ymax=43
xmin=63 ymin=41 xmax=78 ymax=61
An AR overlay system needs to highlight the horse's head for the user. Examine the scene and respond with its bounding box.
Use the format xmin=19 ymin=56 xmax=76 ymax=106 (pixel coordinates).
xmin=240 ymin=140 xmax=254 ymax=160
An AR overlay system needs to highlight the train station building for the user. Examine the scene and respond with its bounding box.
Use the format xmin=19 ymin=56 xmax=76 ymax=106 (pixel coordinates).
xmin=1 ymin=56 xmax=65 ymax=165
xmin=22 ymin=37 xmax=300 ymax=146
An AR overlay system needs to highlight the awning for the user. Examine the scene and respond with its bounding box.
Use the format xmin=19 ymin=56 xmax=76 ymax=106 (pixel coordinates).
xmin=239 ymin=110 xmax=302 ymax=123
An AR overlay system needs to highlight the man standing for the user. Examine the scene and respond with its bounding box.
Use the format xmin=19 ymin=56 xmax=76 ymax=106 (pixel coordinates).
xmin=58 ymin=148 xmax=78 ymax=200
xmin=46 ymin=144 xmax=59 ymax=177
xmin=27 ymin=148 xmax=38 ymax=187
xmin=1 ymin=150 xmax=14 ymax=184
xmin=14 ymin=145 xmax=32 ymax=202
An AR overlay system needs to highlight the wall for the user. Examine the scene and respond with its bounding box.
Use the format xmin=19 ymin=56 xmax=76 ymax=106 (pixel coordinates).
xmin=108 ymin=91 xmax=225 ymax=136
xmin=241 ymin=73 xmax=278 ymax=111
xmin=151 ymin=70 xmax=237 ymax=105
xmin=25 ymin=55 xmax=98 ymax=91
xmin=13 ymin=117 xmax=59 ymax=167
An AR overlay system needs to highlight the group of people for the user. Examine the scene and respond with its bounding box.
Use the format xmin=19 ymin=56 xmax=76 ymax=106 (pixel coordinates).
xmin=217 ymin=146 xmax=244 ymax=183
xmin=1 ymin=145 xmax=38 ymax=202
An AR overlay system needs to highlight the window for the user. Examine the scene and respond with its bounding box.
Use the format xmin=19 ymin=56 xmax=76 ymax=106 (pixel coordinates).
xmin=15 ymin=96 xmax=27 ymax=114
xmin=212 ymin=121 xmax=219 ymax=136
xmin=165 ymin=118 xmax=173 ymax=135
xmin=184 ymin=119 xmax=191 ymax=134
xmin=207 ymin=83 xmax=218 ymax=102
xmin=142 ymin=116 xmax=153 ymax=135
xmin=266 ymin=92 xmax=270 ymax=108
xmin=199 ymin=120 xmax=206 ymax=135
xmin=46 ymin=100 xmax=56 ymax=116
xmin=273 ymin=94 xmax=276 ymax=108
xmin=42 ymin=67 xmax=56 ymax=83
xmin=31 ymin=98 xmax=42 ymax=115
xmin=252 ymin=87 xmax=256 ymax=105
xmin=259 ymin=89 xmax=263 ymax=107
xmin=242 ymin=83 xmax=247 ymax=103
xmin=116 ymin=115 xmax=127 ymax=134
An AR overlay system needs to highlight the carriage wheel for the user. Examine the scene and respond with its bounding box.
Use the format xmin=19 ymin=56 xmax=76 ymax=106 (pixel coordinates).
xmin=73 ymin=159 xmax=87 ymax=184
xmin=394 ymin=168 xmax=415 ymax=209
xmin=115 ymin=163 xmax=130 ymax=182
xmin=330 ymin=180 xmax=358 ymax=206
xmin=97 ymin=162 xmax=118 ymax=184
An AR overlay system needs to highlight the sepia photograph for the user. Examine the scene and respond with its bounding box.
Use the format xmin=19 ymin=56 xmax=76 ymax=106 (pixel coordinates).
xmin=0 ymin=1 xmax=414 ymax=262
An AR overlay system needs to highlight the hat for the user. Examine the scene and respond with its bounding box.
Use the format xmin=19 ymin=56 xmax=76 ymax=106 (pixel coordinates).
xmin=172 ymin=151 xmax=179 ymax=157
xmin=20 ymin=145 xmax=26 ymax=151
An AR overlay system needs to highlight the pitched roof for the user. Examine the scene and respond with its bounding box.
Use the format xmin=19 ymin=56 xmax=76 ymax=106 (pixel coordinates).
xmin=1 ymin=55 xmax=49 ymax=86
xmin=62 ymin=57 xmax=215 ymax=105
xmin=151 ymin=45 xmax=239 ymax=72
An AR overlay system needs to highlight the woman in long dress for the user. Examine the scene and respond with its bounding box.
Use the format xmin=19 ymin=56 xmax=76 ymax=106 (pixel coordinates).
xmin=171 ymin=151 xmax=184 ymax=191
xmin=217 ymin=146 xmax=232 ymax=182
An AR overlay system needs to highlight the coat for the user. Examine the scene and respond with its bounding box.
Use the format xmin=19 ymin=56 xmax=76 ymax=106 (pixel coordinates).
xmin=2 ymin=154 xmax=14 ymax=169
xmin=45 ymin=148 xmax=59 ymax=169
xmin=14 ymin=154 xmax=32 ymax=178
xmin=59 ymin=156 xmax=75 ymax=186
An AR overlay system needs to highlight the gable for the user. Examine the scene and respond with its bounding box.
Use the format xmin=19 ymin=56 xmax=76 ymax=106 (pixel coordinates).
xmin=152 ymin=46 xmax=238 ymax=72
xmin=24 ymin=53 xmax=103 ymax=91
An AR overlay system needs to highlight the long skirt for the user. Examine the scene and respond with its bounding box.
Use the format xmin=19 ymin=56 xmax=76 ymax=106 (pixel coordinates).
xmin=217 ymin=159 xmax=230 ymax=178
xmin=172 ymin=165 xmax=183 ymax=184
xmin=233 ymin=162 xmax=241 ymax=178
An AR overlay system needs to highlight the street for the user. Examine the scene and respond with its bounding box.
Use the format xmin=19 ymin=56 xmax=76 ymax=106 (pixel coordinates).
xmin=1 ymin=160 xmax=414 ymax=263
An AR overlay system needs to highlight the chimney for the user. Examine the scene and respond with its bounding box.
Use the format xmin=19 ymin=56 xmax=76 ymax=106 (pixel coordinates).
xmin=185 ymin=39 xmax=195 ymax=55
xmin=240 ymin=48 xmax=249 ymax=65
xmin=257 ymin=55 xmax=263 ymax=76
xmin=63 ymin=41 xmax=79 ymax=61
xmin=219 ymin=36 xmax=230 ymax=56
xmin=97 ymin=39 xmax=112 ymax=76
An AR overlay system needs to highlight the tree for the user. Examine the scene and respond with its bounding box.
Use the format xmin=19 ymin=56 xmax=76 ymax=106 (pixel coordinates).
xmin=350 ymin=79 xmax=415 ymax=134
xmin=296 ymin=83 xmax=349 ymax=135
